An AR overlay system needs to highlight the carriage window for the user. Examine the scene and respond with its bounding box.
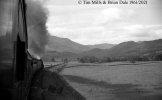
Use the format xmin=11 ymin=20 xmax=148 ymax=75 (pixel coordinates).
xmin=0 ymin=0 xmax=14 ymax=68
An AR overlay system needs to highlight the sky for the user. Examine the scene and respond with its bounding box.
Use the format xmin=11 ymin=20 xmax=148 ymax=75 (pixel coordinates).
xmin=43 ymin=0 xmax=162 ymax=45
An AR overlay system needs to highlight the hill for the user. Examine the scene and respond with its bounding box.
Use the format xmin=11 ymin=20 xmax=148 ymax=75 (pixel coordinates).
xmin=44 ymin=36 xmax=162 ymax=61
xmin=47 ymin=36 xmax=115 ymax=53
xmin=43 ymin=36 xmax=115 ymax=61
xmin=46 ymin=36 xmax=91 ymax=53
xmin=42 ymin=51 xmax=79 ymax=61
xmin=87 ymin=43 xmax=115 ymax=49
xmin=80 ymin=39 xmax=162 ymax=58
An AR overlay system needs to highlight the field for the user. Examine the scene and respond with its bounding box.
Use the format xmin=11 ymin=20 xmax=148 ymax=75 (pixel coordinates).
xmin=59 ymin=61 xmax=162 ymax=100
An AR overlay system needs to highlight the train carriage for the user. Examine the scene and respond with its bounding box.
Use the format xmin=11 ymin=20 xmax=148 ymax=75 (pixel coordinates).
xmin=0 ymin=0 xmax=44 ymax=100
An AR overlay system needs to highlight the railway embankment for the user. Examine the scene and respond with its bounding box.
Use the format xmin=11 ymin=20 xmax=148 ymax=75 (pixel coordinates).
xmin=29 ymin=69 xmax=86 ymax=100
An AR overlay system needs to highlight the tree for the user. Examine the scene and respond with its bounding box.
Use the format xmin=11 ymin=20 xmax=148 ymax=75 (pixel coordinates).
xmin=51 ymin=57 xmax=55 ymax=62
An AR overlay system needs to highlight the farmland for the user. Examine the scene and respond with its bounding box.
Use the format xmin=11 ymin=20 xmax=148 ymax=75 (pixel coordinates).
xmin=60 ymin=61 xmax=162 ymax=100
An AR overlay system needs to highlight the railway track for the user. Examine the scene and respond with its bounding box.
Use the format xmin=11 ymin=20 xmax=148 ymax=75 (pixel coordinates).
xmin=44 ymin=62 xmax=67 ymax=73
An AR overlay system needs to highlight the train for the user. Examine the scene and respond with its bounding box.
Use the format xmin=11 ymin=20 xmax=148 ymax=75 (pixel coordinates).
xmin=0 ymin=0 xmax=44 ymax=100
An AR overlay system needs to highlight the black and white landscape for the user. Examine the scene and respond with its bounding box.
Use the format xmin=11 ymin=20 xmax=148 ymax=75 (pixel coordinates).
xmin=43 ymin=36 xmax=162 ymax=61
xmin=1 ymin=0 xmax=162 ymax=100
xmin=41 ymin=0 xmax=162 ymax=100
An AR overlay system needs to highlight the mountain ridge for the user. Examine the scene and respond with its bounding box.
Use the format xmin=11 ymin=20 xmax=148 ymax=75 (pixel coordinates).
xmin=46 ymin=36 xmax=115 ymax=53
xmin=43 ymin=35 xmax=162 ymax=61
xmin=80 ymin=39 xmax=162 ymax=58
xmin=86 ymin=43 xmax=115 ymax=49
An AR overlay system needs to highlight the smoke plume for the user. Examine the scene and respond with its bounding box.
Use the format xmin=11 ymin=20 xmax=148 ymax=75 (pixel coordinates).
xmin=26 ymin=0 xmax=49 ymax=58
xmin=0 ymin=0 xmax=13 ymax=35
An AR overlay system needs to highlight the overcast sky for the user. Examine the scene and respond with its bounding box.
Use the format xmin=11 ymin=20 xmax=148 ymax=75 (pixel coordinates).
xmin=43 ymin=0 xmax=162 ymax=45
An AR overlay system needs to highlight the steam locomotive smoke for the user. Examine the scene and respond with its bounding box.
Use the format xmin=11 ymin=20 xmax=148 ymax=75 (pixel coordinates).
xmin=26 ymin=0 xmax=49 ymax=58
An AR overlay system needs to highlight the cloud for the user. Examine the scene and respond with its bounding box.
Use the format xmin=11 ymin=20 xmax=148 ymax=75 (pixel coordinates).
xmin=50 ymin=23 xmax=162 ymax=44
xmin=94 ymin=8 xmax=122 ymax=25
xmin=124 ymin=24 xmax=162 ymax=37
xmin=46 ymin=3 xmax=162 ymax=45
xmin=106 ymin=24 xmax=162 ymax=43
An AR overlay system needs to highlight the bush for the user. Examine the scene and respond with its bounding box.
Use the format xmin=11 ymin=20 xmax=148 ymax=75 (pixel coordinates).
xmin=78 ymin=56 xmax=99 ymax=63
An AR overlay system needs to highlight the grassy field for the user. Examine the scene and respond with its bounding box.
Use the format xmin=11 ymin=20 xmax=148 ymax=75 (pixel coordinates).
xmin=60 ymin=61 xmax=162 ymax=100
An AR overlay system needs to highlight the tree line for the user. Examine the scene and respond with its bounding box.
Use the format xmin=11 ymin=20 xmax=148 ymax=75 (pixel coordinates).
xmin=77 ymin=54 xmax=162 ymax=63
